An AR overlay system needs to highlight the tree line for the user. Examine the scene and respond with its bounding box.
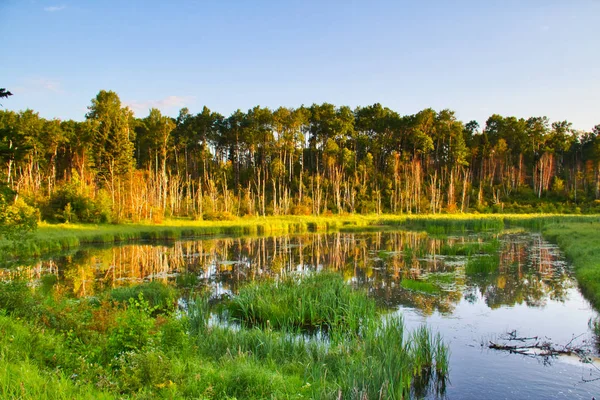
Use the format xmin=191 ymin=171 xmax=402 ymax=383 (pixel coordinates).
xmin=1 ymin=89 xmax=599 ymax=223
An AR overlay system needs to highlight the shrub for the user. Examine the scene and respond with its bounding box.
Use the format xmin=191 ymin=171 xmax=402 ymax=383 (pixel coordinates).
xmin=0 ymin=187 xmax=38 ymax=239
xmin=107 ymin=295 xmax=156 ymax=358
xmin=110 ymin=281 xmax=177 ymax=313
xmin=202 ymin=211 xmax=236 ymax=221
xmin=43 ymin=182 xmax=111 ymax=223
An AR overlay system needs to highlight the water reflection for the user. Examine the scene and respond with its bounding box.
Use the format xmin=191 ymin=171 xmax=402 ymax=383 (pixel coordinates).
xmin=1 ymin=232 xmax=574 ymax=315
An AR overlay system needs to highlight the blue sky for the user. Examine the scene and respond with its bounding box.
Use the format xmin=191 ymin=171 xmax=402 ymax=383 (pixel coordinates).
xmin=1 ymin=0 xmax=599 ymax=130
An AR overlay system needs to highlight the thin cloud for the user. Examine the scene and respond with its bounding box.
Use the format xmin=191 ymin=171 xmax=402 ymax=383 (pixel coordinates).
xmin=44 ymin=5 xmax=66 ymax=12
xmin=28 ymin=78 xmax=63 ymax=93
xmin=126 ymin=95 xmax=196 ymax=116
xmin=12 ymin=78 xmax=64 ymax=95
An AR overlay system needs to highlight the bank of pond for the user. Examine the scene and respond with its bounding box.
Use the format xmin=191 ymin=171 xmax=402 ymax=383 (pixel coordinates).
xmin=1 ymin=217 xmax=600 ymax=399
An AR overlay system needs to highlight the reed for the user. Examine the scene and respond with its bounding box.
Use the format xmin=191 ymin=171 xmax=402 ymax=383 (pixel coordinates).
xmin=465 ymin=254 xmax=500 ymax=275
xmin=226 ymin=272 xmax=377 ymax=333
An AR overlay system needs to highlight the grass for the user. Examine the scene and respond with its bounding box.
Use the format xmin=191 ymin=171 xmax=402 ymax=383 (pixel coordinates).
xmin=226 ymin=273 xmax=376 ymax=332
xmin=213 ymin=273 xmax=449 ymax=399
xmin=424 ymin=273 xmax=456 ymax=286
xmin=400 ymin=279 xmax=441 ymax=295
xmin=543 ymin=221 xmax=600 ymax=309
xmin=0 ymin=272 xmax=449 ymax=399
xmin=465 ymin=254 xmax=500 ymax=275
xmin=4 ymin=213 xmax=600 ymax=397
xmin=110 ymin=281 xmax=178 ymax=312
xmin=438 ymin=238 xmax=500 ymax=256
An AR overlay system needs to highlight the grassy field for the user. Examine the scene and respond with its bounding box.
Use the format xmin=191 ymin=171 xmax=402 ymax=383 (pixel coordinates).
xmin=2 ymin=213 xmax=599 ymax=264
xmin=542 ymin=221 xmax=600 ymax=309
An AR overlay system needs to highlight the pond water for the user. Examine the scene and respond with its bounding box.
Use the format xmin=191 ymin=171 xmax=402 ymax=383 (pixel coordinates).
xmin=3 ymin=229 xmax=600 ymax=399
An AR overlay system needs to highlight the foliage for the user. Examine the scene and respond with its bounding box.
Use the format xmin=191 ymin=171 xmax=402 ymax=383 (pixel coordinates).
xmin=43 ymin=179 xmax=111 ymax=223
xmin=0 ymin=186 xmax=38 ymax=240
xmin=1 ymin=95 xmax=600 ymax=224
xmin=401 ymin=279 xmax=441 ymax=294
xmin=110 ymin=281 xmax=177 ymax=313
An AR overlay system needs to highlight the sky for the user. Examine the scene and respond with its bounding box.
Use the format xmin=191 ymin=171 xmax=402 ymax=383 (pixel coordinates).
xmin=1 ymin=0 xmax=599 ymax=130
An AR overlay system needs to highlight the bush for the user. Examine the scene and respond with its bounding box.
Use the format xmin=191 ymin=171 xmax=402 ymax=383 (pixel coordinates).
xmin=107 ymin=295 xmax=156 ymax=358
xmin=110 ymin=281 xmax=177 ymax=314
xmin=0 ymin=281 xmax=36 ymax=314
xmin=42 ymin=181 xmax=110 ymax=223
xmin=0 ymin=186 xmax=38 ymax=239
xmin=202 ymin=211 xmax=236 ymax=221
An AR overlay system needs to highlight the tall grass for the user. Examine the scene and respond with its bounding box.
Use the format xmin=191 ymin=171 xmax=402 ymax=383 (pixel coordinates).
xmin=207 ymin=272 xmax=450 ymax=398
xmin=0 ymin=359 xmax=116 ymax=400
xmin=465 ymin=254 xmax=500 ymax=275
xmin=226 ymin=273 xmax=376 ymax=332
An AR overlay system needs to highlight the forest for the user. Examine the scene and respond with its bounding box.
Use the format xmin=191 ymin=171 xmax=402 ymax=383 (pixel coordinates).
xmin=1 ymin=89 xmax=600 ymax=226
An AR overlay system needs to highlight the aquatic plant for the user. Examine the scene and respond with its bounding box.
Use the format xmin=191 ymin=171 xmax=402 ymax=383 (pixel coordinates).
xmin=226 ymin=272 xmax=376 ymax=332
xmin=401 ymin=279 xmax=441 ymax=294
xmin=465 ymin=254 xmax=500 ymax=275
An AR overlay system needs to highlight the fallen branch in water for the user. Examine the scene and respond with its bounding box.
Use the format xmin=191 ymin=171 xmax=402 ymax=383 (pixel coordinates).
xmin=488 ymin=331 xmax=591 ymax=362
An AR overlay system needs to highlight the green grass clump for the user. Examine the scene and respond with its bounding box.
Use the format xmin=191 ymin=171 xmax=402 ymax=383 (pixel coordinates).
xmin=438 ymin=238 xmax=500 ymax=256
xmin=110 ymin=281 xmax=177 ymax=312
xmin=424 ymin=273 xmax=456 ymax=286
xmin=465 ymin=254 xmax=500 ymax=275
xmin=0 ymin=359 xmax=116 ymax=400
xmin=401 ymin=279 xmax=441 ymax=294
xmin=226 ymin=273 xmax=376 ymax=332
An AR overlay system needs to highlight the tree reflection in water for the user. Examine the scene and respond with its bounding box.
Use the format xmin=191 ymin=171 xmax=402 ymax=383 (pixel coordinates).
xmin=0 ymin=231 xmax=574 ymax=315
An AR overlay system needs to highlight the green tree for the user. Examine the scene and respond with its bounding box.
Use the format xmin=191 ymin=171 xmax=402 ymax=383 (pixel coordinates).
xmin=86 ymin=90 xmax=135 ymax=214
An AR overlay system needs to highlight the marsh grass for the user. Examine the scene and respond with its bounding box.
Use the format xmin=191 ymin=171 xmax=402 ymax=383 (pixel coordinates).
xmin=543 ymin=221 xmax=600 ymax=309
xmin=226 ymin=273 xmax=377 ymax=333
xmin=438 ymin=238 xmax=500 ymax=256
xmin=424 ymin=273 xmax=456 ymax=286
xmin=209 ymin=273 xmax=450 ymax=399
xmin=401 ymin=279 xmax=441 ymax=294
xmin=465 ymin=254 xmax=500 ymax=275
xmin=0 ymin=358 xmax=116 ymax=400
